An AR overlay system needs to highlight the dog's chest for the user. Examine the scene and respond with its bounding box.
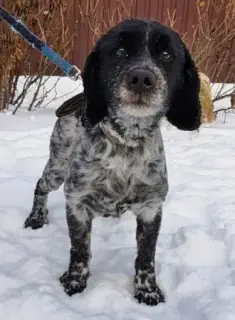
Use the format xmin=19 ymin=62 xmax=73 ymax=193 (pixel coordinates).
xmin=72 ymin=123 xmax=167 ymax=217
xmin=92 ymin=136 xmax=162 ymax=198
xmin=100 ymin=150 xmax=149 ymax=192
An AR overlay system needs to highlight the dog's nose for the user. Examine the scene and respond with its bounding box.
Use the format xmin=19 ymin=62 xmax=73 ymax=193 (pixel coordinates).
xmin=127 ymin=69 xmax=156 ymax=93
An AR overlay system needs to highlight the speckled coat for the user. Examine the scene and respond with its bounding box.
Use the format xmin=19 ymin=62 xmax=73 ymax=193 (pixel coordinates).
xmin=25 ymin=19 xmax=201 ymax=306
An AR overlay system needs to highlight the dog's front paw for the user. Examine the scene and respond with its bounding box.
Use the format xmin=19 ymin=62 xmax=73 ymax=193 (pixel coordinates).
xmin=24 ymin=208 xmax=49 ymax=229
xmin=134 ymin=285 xmax=165 ymax=306
xmin=134 ymin=272 xmax=165 ymax=306
xmin=60 ymin=269 xmax=89 ymax=296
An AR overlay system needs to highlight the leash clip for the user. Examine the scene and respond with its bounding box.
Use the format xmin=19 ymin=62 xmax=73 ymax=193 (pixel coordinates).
xmin=69 ymin=65 xmax=81 ymax=81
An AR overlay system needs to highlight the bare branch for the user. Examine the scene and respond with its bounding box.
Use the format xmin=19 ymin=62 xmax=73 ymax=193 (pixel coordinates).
xmin=0 ymin=0 xmax=78 ymax=113
xmin=213 ymin=94 xmax=235 ymax=103
xmin=214 ymin=107 xmax=234 ymax=116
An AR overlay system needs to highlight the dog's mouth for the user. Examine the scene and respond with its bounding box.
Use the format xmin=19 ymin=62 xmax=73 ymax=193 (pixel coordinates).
xmin=135 ymin=96 xmax=148 ymax=106
xmin=119 ymin=83 xmax=162 ymax=108
xmin=119 ymin=85 xmax=156 ymax=106
xmin=117 ymin=87 xmax=161 ymax=117
xmin=117 ymin=81 xmax=168 ymax=117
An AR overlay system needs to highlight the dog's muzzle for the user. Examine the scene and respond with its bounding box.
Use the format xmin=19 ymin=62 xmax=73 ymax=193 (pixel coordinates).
xmin=127 ymin=68 xmax=157 ymax=93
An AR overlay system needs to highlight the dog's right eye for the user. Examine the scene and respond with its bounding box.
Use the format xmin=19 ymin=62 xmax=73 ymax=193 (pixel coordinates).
xmin=160 ymin=51 xmax=173 ymax=61
xmin=115 ymin=48 xmax=127 ymax=57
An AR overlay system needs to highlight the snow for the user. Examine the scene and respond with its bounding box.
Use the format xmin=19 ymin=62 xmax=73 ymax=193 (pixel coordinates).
xmin=0 ymin=78 xmax=235 ymax=319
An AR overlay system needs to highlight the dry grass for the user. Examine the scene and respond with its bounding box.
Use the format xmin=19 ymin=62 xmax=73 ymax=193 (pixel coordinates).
xmin=199 ymin=72 xmax=215 ymax=123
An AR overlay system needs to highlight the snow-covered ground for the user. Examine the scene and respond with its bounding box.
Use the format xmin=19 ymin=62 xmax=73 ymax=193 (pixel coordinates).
xmin=0 ymin=79 xmax=235 ymax=320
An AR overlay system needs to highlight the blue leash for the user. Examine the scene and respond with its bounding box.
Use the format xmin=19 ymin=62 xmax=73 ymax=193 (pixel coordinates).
xmin=0 ymin=6 xmax=81 ymax=81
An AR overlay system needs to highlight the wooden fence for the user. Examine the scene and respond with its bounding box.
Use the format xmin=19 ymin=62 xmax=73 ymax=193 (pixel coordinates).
xmin=1 ymin=0 xmax=234 ymax=82
xmin=71 ymin=0 xmax=200 ymax=70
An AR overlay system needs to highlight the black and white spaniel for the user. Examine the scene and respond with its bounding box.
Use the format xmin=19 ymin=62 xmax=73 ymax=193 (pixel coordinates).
xmin=25 ymin=19 xmax=201 ymax=306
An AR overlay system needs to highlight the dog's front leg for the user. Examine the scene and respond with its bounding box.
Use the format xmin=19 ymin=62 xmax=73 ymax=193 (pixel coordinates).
xmin=60 ymin=199 xmax=92 ymax=296
xmin=134 ymin=204 xmax=165 ymax=306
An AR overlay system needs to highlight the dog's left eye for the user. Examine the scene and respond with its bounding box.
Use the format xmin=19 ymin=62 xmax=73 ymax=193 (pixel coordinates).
xmin=160 ymin=51 xmax=172 ymax=61
xmin=116 ymin=48 xmax=127 ymax=57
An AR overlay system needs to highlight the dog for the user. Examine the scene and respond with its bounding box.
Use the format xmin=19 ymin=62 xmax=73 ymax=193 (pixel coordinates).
xmin=25 ymin=19 xmax=201 ymax=306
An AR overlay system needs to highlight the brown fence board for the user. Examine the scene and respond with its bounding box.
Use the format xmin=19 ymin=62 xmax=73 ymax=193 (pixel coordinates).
xmin=1 ymin=0 xmax=234 ymax=82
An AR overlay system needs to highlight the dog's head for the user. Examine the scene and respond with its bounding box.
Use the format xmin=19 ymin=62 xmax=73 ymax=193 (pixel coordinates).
xmin=82 ymin=19 xmax=201 ymax=131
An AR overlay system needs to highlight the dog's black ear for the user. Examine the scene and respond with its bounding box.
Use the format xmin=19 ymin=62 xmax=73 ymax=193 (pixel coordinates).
xmin=82 ymin=49 xmax=107 ymax=126
xmin=166 ymin=43 xmax=201 ymax=131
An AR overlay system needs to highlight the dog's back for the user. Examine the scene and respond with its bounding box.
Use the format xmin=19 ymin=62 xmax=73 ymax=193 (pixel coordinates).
xmin=55 ymin=92 xmax=84 ymax=118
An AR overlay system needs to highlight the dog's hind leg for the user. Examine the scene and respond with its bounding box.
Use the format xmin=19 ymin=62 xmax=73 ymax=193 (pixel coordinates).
xmin=25 ymin=115 xmax=77 ymax=229
xmin=24 ymin=159 xmax=66 ymax=229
